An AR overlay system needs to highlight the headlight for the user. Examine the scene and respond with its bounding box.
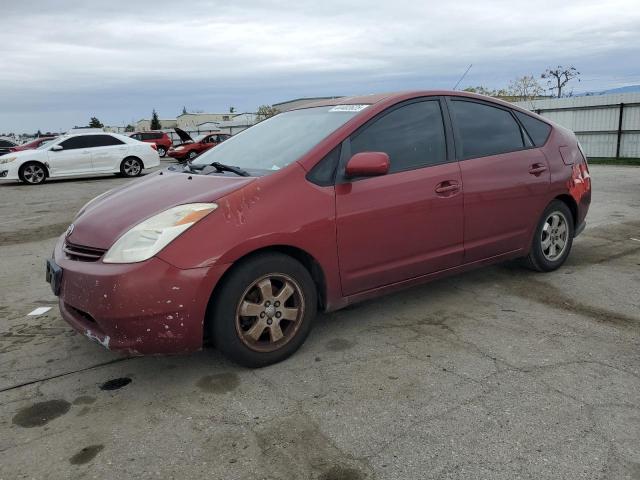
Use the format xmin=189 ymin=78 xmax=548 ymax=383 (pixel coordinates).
xmin=103 ymin=203 xmax=217 ymax=263
xmin=0 ymin=156 xmax=17 ymax=164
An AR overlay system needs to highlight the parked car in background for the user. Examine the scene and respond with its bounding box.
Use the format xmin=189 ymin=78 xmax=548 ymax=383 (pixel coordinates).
xmin=129 ymin=131 xmax=173 ymax=157
xmin=9 ymin=136 xmax=56 ymax=152
xmin=48 ymin=90 xmax=591 ymax=367
xmin=0 ymin=132 xmax=159 ymax=184
xmin=0 ymin=138 xmax=19 ymax=156
xmin=167 ymin=128 xmax=230 ymax=161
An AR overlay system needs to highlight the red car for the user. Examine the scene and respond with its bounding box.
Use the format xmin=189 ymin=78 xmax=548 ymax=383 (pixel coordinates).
xmin=129 ymin=131 xmax=173 ymax=157
xmin=9 ymin=136 xmax=55 ymax=152
xmin=167 ymin=128 xmax=230 ymax=161
xmin=47 ymin=90 xmax=591 ymax=367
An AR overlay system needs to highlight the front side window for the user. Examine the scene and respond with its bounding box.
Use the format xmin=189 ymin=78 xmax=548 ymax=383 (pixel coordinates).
xmin=450 ymin=100 xmax=524 ymax=159
xmin=192 ymin=106 xmax=363 ymax=173
xmin=59 ymin=136 xmax=87 ymax=150
xmin=349 ymin=100 xmax=447 ymax=173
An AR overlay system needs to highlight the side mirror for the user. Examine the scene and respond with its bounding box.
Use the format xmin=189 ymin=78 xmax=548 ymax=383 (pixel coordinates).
xmin=345 ymin=152 xmax=390 ymax=178
xmin=51 ymin=145 xmax=63 ymax=151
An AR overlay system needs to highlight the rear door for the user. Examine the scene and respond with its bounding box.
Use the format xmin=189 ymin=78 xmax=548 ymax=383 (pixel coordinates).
xmin=47 ymin=136 xmax=93 ymax=175
xmin=335 ymin=98 xmax=464 ymax=295
xmin=85 ymin=134 xmax=128 ymax=172
xmin=447 ymin=98 xmax=550 ymax=262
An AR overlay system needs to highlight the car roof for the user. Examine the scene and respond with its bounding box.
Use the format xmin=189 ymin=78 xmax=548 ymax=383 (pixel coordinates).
xmin=292 ymin=90 xmax=535 ymax=115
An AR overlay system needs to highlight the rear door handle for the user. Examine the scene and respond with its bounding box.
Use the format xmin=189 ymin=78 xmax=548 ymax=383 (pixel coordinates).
xmin=529 ymin=164 xmax=547 ymax=175
xmin=435 ymin=180 xmax=460 ymax=195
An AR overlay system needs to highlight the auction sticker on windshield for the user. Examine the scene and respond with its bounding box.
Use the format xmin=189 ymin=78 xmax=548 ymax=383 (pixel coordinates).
xmin=329 ymin=105 xmax=369 ymax=112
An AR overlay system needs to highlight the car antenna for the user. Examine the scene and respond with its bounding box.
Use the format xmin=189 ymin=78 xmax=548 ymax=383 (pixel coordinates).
xmin=453 ymin=64 xmax=473 ymax=90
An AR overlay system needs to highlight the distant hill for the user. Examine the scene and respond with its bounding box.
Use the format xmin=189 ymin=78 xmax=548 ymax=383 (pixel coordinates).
xmin=576 ymin=85 xmax=640 ymax=96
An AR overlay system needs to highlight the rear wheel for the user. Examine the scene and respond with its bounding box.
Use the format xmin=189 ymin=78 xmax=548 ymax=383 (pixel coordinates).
xmin=120 ymin=157 xmax=143 ymax=177
xmin=210 ymin=253 xmax=317 ymax=367
xmin=19 ymin=162 xmax=47 ymax=185
xmin=525 ymin=200 xmax=574 ymax=272
xmin=157 ymin=146 xmax=167 ymax=157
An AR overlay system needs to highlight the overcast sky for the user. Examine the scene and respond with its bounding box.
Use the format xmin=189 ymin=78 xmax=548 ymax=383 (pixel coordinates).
xmin=1 ymin=0 xmax=639 ymax=133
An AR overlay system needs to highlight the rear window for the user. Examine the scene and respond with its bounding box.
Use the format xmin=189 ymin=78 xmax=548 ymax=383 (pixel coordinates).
xmin=450 ymin=100 xmax=524 ymax=159
xmin=514 ymin=111 xmax=552 ymax=147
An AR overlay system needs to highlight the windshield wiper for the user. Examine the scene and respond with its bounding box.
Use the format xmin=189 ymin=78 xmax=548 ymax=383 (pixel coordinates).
xmin=208 ymin=162 xmax=250 ymax=177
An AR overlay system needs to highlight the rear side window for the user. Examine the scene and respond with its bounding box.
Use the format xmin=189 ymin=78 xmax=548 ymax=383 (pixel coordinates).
xmin=59 ymin=136 xmax=87 ymax=150
xmin=350 ymin=100 xmax=447 ymax=173
xmin=450 ymin=100 xmax=524 ymax=159
xmin=84 ymin=135 xmax=125 ymax=147
xmin=514 ymin=111 xmax=552 ymax=147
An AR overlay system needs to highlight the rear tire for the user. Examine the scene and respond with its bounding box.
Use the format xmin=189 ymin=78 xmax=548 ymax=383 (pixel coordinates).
xmin=18 ymin=162 xmax=47 ymax=185
xmin=120 ymin=157 xmax=143 ymax=177
xmin=157 ymin=146 xmax=167 ymax=157
xmin=525 ymin=200 xmax=574 ymax=272
xmin=209 ymin=253 xmax=317 ymax=367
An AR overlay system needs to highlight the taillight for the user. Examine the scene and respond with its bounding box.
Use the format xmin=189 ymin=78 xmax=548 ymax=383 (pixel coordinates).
xmin=150 ymin=144 xmax=158 ymax=151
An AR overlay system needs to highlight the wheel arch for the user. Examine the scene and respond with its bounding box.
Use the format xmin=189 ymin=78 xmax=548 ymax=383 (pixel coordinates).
xmin=203 ymin=244 xmax=328 ymax=344
xmin=554 ymin=194 xmax=578 ymax=229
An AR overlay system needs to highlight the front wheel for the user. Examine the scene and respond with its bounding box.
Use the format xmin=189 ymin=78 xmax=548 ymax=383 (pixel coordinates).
xmin=525 ymin=200 xmax=574 ymax=272
xmin=187 ymin=150 xmax=198 ymax=161
xmin=19 ymin=162 xmax=47 ymax=185
xmin=210 ymin=253 xmax=317 ymax=367
xmin=120 ymin=157 xmax=143 ymax=177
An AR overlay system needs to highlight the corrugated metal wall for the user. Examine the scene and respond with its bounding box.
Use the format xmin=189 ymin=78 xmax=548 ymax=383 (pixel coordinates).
xmin=514 ymin=93 xmax=640 ymax=158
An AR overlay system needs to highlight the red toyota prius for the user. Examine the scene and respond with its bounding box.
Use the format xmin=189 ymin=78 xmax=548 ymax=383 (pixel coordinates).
xmin=47 ymin=91 xmax=591 ymax=367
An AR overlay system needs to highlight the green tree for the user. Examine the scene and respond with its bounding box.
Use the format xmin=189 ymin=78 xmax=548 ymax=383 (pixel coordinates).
xmin=124 ymin=124 xmax=135 ymax=132
xmin=182 ymin=106 xmax=188 ymax=115
xmin=150 ymin=109 xmax=161 ymax=130
xmin=256 ymin=105 xmax=279 ymax=121
xmin=88 ymin=117 xmax=103 ymax=128
xmin=36 ymin=129 xmax=43 ymax=137
xmin=229 ymin=106 xmax=236 ymax=113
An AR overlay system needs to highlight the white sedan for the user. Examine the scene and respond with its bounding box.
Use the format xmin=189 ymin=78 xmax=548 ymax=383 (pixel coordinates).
xmin=0 ymin=133 xmax=160 ymax=185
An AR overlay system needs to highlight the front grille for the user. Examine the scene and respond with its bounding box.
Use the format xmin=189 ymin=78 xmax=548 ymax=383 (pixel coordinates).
xmin=63 ymin=241 xmax=107 ymax=262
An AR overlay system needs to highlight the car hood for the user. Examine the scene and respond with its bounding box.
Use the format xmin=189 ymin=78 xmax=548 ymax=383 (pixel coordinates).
xmin=174 ymin=127 xmax=194 ymax=143
xmin=67 ymin=170 xmax=255 ymax=250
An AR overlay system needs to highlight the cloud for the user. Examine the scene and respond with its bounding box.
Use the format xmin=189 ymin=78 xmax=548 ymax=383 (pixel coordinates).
xmin=1 ymin=0 xmax=639 ymax=132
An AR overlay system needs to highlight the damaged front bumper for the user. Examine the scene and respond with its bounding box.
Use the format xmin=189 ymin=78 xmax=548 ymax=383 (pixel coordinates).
xmin=52 ymin=235 xmax=230 ymax=355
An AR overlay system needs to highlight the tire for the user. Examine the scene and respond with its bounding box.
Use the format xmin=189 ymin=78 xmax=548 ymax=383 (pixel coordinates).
xmin=157 ymin=146 xmax=167 ymax=157
xmin=210 ymin=253 xmax=317 ymax=367
xmin=525 ymin=200 xmax=574 ymax=272
xmin=187 ymin=150 xmax=198 ymax=160
xmin=120 ymin=157 xmax=143 ymax=177
xmin=18 ymin=162 xmax=47 ymax=185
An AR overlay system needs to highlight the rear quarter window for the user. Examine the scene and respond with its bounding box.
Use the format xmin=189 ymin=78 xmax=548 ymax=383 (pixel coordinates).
xmin=514 ymin=111 xmax=552 ymax=147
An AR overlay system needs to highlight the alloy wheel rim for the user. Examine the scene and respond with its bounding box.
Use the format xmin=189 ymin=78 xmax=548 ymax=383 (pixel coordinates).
xmin=24 ymin=165 xmax=44 ymax=183
xmin=235 ymin=273 xmax=305 ymax=352
xmin=124 ymin=159 xmax=140 ymax=176
xmin=541 ymin=211 xmax=568 ymax=261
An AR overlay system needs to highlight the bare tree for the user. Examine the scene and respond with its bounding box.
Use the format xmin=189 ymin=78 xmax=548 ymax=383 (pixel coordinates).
xmin=508 ymin=75 xmax=544 ymax=100
xmin=541 ymin=66 xmax=580 ymax=98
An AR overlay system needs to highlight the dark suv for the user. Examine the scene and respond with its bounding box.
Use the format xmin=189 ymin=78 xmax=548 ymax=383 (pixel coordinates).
xmin=130 ymin=131 xmax=173 ymax=157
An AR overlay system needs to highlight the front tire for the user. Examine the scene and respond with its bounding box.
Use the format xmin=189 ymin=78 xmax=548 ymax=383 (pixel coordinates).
xmin=19 ymin=162 xmax=47 ymax=185
xmin=210 ymin=253 xmax=317 ymax=367
xmin=187 ymin=150 xmax=198 ymax=161
xmin=526 ymin=200 xmax=574 ymax=272
xmin=120 ymin=157 xmax=143 ymax=177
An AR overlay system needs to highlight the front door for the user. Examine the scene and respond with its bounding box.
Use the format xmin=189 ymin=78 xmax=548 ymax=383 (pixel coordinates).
xmin=47 ymin=136 xmax=93 ymax=176
xmin=335 ymin=99 xmax=464 ymax=296
xmin=447 ymin=98 xmax=551 ymax=262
